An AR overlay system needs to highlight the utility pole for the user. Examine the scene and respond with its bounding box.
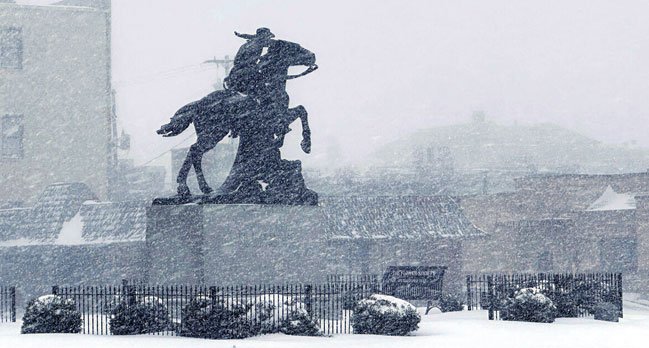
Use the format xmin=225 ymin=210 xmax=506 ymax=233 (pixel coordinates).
xmin=203 ymin=55 xmax=234 ymax=90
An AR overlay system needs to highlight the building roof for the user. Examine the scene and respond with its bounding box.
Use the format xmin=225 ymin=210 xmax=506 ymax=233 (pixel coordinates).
xmin=19 ymin=183 xmax=98 ymax=241
xmin=0 ymin=183 xmax=146 ymax=246
xmin=0 ymin=207 xmax=30 ymax=241
xmin=79 ymin=201 xmax=147 ymax=242
xmin=321 ymin=196 xmax=485 ymax=240
xmin=586 ymin=185 xmax=636 ymax=211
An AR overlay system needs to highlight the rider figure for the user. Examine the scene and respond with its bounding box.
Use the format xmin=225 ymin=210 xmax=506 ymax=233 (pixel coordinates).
xmin=227 ymin=28 xmax=312 ymax=153
xmin=225 ymin=27 xmax=275 ymax=95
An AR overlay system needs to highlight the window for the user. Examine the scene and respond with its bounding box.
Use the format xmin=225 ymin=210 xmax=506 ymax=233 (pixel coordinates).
xmin=1 ymin=27 xmax=22 ymax=69
xmin=1 ymin=115 xmax=24 ymax=159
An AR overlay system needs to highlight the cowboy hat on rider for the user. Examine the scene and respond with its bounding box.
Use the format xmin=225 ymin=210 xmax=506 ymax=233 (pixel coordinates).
xmin=234 ymin=27 xmax=275 ymax=41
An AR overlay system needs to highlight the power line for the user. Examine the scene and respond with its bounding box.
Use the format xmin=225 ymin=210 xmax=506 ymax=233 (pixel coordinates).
xmin=139 ymin=132 xmax=196 ymax=167
xmin=113 ymin=64 xmax=216 ymax=87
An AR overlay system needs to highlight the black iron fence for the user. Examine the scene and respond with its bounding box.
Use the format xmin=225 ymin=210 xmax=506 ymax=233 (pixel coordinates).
xmin=52 ymin=280 xmax=384 ymax=336
xmin=326 ymin=274 xmax=379 ymax=284
xmin=466 ymin=273 xmax=623 ymax=320
xmin=0 ymin=286 xmax=16 ymax=323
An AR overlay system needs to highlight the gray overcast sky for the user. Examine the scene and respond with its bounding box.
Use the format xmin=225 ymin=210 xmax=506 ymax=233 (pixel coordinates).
xmin=22 ymin=0 xmax=649 ymax=168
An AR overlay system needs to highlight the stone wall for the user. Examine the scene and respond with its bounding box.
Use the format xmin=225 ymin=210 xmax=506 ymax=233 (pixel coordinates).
xmin=0 ymin=242 xmax=146 ymax=306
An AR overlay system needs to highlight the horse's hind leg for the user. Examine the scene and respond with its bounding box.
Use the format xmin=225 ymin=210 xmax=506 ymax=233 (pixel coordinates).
xmin=192 ymin=133 xmax=226 ymax=194
xmin=176 ymin=147 xmax=195 ymax=197
xmin=193 ymin=152 xmax=212 ymax=195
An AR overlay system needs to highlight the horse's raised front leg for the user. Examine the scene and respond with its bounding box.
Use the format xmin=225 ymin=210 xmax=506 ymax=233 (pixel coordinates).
xmin=291 ymin=105 xmax=311 ymax=153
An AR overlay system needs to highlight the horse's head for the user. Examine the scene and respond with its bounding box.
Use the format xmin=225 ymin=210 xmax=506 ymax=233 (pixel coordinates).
xmin=261 ymin=40 xmax=317 ymax=80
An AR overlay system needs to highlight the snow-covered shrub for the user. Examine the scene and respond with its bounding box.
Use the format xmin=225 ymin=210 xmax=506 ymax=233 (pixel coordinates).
xmin=109 ymin=296 xmax=171 ymax=335
xmin=594 ymin=302 xmax=619 ymax=322
xmin=549 ymin=291 xmax=579 ymax=318
xmin=351 ymin=294 xmax=420 ymax=336
xmin=575 ymin=281 xmax=617 ymax=315
xmin=501 ymin=288 xmax=557 ymax=323
xmin=248 ymin=294 xmax=321 ymax=336
xmin=547 ymin=280 xmax=617 ymax=317
xmin=180 ymin=296 xmax=256 ymax=339
xmin=21 ymin=295 xmax=83 ymax=334
xmin=278 ymin=307 xmax=321 ymax=336
xmin=438 ymin=293 xmax=464 ymax=312
xmin=178 ymin=296 xmax=213 ymax=338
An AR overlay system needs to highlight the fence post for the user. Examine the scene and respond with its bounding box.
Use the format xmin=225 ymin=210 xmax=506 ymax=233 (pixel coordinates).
xmin=617 ymin=273 xmax=623 ymax=318
xmin=122 ymin=279 xmax=135 ymax=306
xmin=305 ymin=284 xmax=313 ymax=317
xmin=487 ymin=275 xmax=494 ymax=320
xmin=10 ymin=286 xmax=16 ymax=323
xmin=209 ymin=286 xmax=217 ymax=308
xmin=552 ymin=273 xmax=560 ymax=310
xmin=52 ymin=286 xmax=59 ymax=296
xmin=466 ymin=275 xmax=472 ymax=311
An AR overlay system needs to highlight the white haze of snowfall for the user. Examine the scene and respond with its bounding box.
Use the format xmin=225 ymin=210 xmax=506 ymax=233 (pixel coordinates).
xmin=17 ymin=0 xmax=649 ymax=169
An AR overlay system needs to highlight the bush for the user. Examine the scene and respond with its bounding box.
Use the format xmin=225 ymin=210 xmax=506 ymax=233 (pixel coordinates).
xmin=438 ymin=293 xmax=464 ymax=312
xmin=545 ymin=280 xmax=618 ymax=317
xmin=501 ymin=288 xmax=557 ymax=323
xmin=594 ymin=302 xmax=619 ymax=322
xmin=180 ymin=296 xmax=256 ymax=339
xmin=278 ymin=308 xmax=321 ymax=336
xmin=21 ymin=295 xmax=83 ymax=334
xmin=550 ymin=291 xmax=579 ymax=317
xmin=575 ymin=281 xmax=617 ymax=315
xmin=109 ymin=296 xmax=171 ymax=335
xmin=248 ymin=294 xmax=321 ymax=336
xmin=351 ymin=294 xmax=420 ymax=336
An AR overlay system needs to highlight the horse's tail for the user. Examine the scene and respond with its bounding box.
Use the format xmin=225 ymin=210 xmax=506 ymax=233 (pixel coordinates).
xmin=156 ymin=101 xmax=198 ymax=137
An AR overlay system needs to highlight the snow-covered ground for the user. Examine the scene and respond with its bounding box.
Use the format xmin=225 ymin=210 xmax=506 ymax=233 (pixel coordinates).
xmin=2 ymin=301 xmax=648 ymax=348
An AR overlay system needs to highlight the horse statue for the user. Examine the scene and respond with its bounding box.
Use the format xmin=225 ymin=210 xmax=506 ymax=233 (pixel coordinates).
xmin=154 ymin=39 xmax=318 ymax=205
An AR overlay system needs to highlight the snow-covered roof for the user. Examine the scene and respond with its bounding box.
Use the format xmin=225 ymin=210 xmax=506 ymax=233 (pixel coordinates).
xmin=321 ymin=196 xmax=485 ymax=240
xmin=0 ymin=183 xmax=146 ymax=246
xmin=79 ymin=201 xmax=146 ymax=242
xmin=586 ymin=185 xmax=636 ymax=211
xmin=18 ymin=182 xmax=98 ymax=241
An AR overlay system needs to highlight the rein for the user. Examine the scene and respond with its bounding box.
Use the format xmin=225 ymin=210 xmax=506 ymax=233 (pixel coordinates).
xmin=286 ymin=64 xmax=318 ymax=80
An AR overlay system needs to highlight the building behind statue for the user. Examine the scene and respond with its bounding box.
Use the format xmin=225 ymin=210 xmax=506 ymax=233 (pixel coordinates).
xmin=461 ymin=172 xmax=649 ymax=291
xmin=0 ymin=0 xmax=116 ymax=206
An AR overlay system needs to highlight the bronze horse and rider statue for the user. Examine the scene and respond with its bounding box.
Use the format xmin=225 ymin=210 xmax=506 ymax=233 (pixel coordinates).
xmin=153 ymin=28 xmax=319 ymax=206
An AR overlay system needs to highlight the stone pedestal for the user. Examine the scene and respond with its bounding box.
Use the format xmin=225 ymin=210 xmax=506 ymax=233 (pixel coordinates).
xmin=145 ymin=204 xmax=326 ymax=285
xmin=146 ymin=205 xmax=205 ymax=284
